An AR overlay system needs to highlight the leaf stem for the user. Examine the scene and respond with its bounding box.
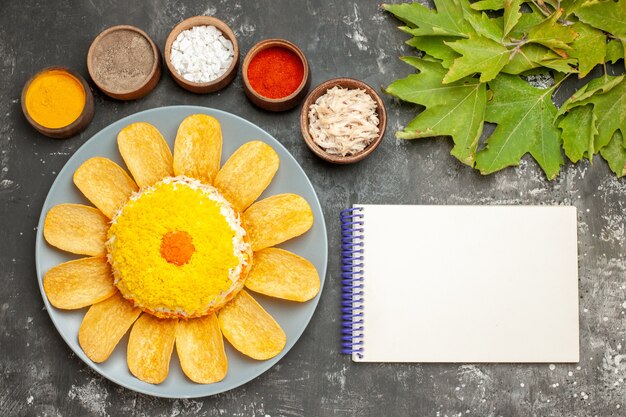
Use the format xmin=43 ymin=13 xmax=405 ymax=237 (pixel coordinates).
xmin=553 ymin=72 xmax=571 ymax=90
xmin=531 ymin=0 xmax=574 ymax=25
xmin=532 ymin=0 xmax=552 ymax=18
xmin=551 ymin=72 xmax=572 ymax=103
xmin=504 ymin=39 xmax=527 ymax=48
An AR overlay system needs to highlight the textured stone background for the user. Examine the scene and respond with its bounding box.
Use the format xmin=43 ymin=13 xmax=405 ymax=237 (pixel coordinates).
xmin=1 ymin=1 xmax=625 ymax=416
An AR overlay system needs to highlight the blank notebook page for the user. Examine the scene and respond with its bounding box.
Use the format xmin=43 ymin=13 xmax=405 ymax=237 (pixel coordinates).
xmin=353 ymin=205 xmax=579 ymax=363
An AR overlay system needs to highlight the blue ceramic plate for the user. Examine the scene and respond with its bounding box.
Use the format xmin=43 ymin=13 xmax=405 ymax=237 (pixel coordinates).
xmin=34 ymin=106 xmax=328 ymax=398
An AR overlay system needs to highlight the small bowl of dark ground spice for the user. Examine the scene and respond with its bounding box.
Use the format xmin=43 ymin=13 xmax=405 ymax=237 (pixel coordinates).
xmin=242 ymin=39 xmax=310 ymax=112
xmin=87 ymin=25 xmax=161 ymax=100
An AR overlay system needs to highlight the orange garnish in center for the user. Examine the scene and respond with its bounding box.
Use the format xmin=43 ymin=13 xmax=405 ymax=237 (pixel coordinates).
xmin=160 ymin=231 xmax=195 ymax=266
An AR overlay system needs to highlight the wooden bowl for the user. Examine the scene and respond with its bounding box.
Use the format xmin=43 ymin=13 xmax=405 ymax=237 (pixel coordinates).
xmin=21 ymin=67 xmax=95 ymax=139
xmin=242 ymin=39 xmax=310 ymax=112
xmin=87 ymin=25 xmax=161 ymax=100
xmin=299 ymin=78 xmax=387 ymax=164
xmin=164 ymin=16 xmax=239 ymax=94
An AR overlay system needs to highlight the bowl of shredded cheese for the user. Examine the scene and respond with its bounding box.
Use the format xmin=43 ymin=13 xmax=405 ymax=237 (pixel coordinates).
xmin=299 ymin=78 xmax=386 ymax=164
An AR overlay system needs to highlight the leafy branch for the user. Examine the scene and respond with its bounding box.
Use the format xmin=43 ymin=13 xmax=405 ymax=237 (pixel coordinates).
xmin=384 ymin=0 xmax=626 ymax=179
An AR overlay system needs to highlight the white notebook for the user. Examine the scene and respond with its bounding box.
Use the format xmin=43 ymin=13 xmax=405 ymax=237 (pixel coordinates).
xmin=341 ymin=205 xmax=579 ymax=363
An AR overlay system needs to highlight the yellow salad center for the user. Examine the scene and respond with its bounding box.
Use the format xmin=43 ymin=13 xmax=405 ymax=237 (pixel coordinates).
xmin=106 ymin=177 xmax=250 ymax=318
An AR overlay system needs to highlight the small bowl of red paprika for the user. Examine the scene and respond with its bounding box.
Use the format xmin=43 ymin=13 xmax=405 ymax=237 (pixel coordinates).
xmin=242 ymin=39 xmax=310 ymax=112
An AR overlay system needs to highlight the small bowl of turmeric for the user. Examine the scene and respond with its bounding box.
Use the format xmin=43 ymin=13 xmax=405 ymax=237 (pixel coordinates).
xmin=22 ymin=67 xmax=94 ymax=139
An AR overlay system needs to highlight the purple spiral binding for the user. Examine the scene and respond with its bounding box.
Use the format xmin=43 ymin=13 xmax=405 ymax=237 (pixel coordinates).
xmin=340 ymin=207 xmax=364 ymax=358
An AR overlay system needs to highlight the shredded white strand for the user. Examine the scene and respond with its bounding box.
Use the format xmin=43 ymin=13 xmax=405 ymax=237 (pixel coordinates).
xmin=308 ymin=86 xmax=380 ymax=156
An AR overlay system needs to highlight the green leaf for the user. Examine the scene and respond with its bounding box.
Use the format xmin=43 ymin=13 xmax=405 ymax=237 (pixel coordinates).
xmin=606 ymin=39 xmax=624 ymax=64
xmin=527 ymin=9 xmax=579 ymax=52
xmin=406 ymin=36 xmax=460 ymax=68
xmin=475 ymin=74 xmax=563 ymax=179
xmin=443 ymin=35 xmax=511 ymax=83
xmin=569 ymin=22 xmax=606 ymax=78
xmin=471 ymin=0 xmax=505 ymax=10
xmin=540 ymin=58 xmax=578 ymax=73
xmin=600 ymin=131 xmax=626 ymax=177
xmin=574 ymin=0 xmax=626 ymax=38
xmin=560 ymin=0 xmax=588 ymax=16
xmin=502 ymin=44 xmax=574 ymax=74
xmin=568 ymin=78 xmax=626 ymax=151
xmin=503 ymin=0 xmax=522 ymax=37
xmin=385 ymin=58 xmax=486 ymax=166
xmin=556 ymin=76 xmax=626 ymax=152
xmin=508 ymin=8 xmax=544 ymax=39
xmin=558 ymin=105 xmax=597 ymax=162
xmin=383 ymin=0 xmax=472 ymax=37
xmin=557 ymin=75 xmax=625 ymax=116
xmin=462 ymin=8 xmax=504 ymax=42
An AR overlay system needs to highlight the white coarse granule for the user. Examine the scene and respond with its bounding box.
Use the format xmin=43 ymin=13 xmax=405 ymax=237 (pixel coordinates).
xmin=170 ymin=25 xmax=234 ymax=83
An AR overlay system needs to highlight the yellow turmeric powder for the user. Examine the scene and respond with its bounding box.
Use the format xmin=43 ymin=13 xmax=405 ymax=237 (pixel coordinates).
xmin=25 ymin=69 xmax=86 ymax=129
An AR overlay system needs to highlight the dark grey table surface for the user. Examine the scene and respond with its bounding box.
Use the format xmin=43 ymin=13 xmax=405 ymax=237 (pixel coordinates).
xmin=1 ymin=1 xmax=625 ymax=416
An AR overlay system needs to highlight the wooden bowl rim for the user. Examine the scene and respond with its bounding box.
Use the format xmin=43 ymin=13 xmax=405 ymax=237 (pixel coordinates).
xmin=242 ymin=38 xmax=310 ymax=103
xmin=87 ymin=25 xmax=160 ymax=96
xmin=21 ymin=66 xmax=95 ymax=138
xmin=164 ymin=15 xmax=239 ymax=89
xmin=299 ymin=77 xmax=387 ymax=164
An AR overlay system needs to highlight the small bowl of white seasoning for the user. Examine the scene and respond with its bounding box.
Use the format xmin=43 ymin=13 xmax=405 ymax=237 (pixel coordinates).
xmin=300 ymin=78 xmax=387 ymax=164
xmin=164 ymin=16 xmax=239 ymax=94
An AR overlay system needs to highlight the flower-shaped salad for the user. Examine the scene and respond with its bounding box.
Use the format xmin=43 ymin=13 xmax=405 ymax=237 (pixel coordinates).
xmin=42 ymin=115 xmax=320 ymax=384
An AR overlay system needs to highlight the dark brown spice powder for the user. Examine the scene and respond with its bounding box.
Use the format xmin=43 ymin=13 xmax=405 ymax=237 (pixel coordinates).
xmin=91 ymin=30 xmax=154 ymax=93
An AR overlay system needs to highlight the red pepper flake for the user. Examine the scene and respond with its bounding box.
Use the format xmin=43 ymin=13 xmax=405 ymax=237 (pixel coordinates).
xmin=247 ymin=46 xmax=304 ymax=99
